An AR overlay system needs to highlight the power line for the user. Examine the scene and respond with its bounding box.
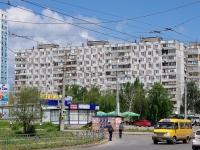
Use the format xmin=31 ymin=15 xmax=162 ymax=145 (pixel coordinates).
xmin=1 ymin=2 xmax=136 ymax=43
xmin=173 ymin=14 xmax=200 ymax=29
xmin=21 ymin=0 xmax=141 ymax=40
xmin=50 ymin=0 xmax=200 ymax=23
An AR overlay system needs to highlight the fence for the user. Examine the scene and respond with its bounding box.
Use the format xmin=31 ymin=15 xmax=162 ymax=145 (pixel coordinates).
xmin=0 ymin=130 xmax=105 ymax=150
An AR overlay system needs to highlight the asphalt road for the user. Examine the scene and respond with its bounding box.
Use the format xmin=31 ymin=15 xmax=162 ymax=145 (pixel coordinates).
xmin=69 ymin=134 xmax=194 ymax=150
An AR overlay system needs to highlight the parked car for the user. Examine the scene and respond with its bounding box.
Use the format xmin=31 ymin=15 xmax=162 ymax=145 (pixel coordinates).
xmin=192 ymin=129 xmax=200 ymax=150
xmin=133 ymin=120 xmax=151 ymax=127
xmin=150 ymin=120 xmax=159 ymax=127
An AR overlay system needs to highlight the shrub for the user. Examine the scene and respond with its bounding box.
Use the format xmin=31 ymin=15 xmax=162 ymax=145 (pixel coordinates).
xmin=46 ymin=127 xmax=58 ymax=132
xmin=26 ymin=125 xmax=36 ymax=134
xmin=12 ymin=123 xmax=20 ymax=130
xmin=81 ymin=125 xmax=90 ymax=130
xmin=15 ymin=131 xmax=23 ymax=134
xmin=42 ymin=122 xmax=55 ymax=128
xmin=0 ymin=120 xmax=9 ymax=127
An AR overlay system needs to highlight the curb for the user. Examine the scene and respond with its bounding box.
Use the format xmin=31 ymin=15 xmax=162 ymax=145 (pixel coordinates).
xmin=39 ymin=138 xmax=108 ymax=150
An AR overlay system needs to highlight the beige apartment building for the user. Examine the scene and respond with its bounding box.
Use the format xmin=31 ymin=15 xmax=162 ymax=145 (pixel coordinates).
xmin=14 ymin=37 xmax=188 ymax=114
xmin=187 ymin=42 xmax=200 ymax=88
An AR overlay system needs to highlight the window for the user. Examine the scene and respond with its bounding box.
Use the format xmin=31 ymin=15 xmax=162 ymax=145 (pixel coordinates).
xmin=141 ymin=46 xmax=144 ymax=49
xmin=79 ymin=110 xmax=87 ymax=121
xmin=148 ymin=45 xmax=151 ymax=48
xmin=51 ymin=110 xmax=60 ymax=122
xmin=70 ymin=110 xmax=78 ymax=120
xmin=148 ymin=70 xmax=152 ymax=74
xmin=148 ymin=52 xmax=151 ymax=55
xmin=180 ymin=122 xmax=185 ymax=129
xmin=134 ymin=46 xmax=137 ymax=49
xmin=141 ymin=52 xmax=144 ymax=56
xmin=156 ymin=70 xmax=159 ymax=73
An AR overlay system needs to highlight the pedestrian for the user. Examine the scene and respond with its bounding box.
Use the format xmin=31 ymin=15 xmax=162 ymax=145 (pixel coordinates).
xmin=107 ymin=122 xmax=114 ymax=141
xmin=119 ymin=122 xmax=124 ymax=139
xmin=9 ymin=120 xmax=12 ymax=128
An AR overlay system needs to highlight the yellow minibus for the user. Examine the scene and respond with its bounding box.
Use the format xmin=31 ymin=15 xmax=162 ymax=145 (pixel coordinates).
xmin=152 ymin=118 xmax=193 ymax=144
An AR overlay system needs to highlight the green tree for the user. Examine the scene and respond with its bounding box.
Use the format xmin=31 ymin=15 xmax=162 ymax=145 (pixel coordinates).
xmin=120 ymin=77 xmax=147 ymax=119
xmin=98 ymin=93 xmax=116 ymax=112
xmin=12 ymin=86 xmax=42 ymax=134
xmin=120 ymin=81 xmax=135 ymax=112
xmin=65 ymin=84 xmax=88 ymax=103
xmin=85 ymin=87 xmax=100 ymax=104
xmin=182 ymin=81 xmax=199 ymax=113
xmin=147 ymin=83 xmax=173 ymax=121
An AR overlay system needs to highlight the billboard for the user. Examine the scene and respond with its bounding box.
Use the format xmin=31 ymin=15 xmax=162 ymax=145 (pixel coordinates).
xmin=0 ymin=84 xmax=9 ymax=106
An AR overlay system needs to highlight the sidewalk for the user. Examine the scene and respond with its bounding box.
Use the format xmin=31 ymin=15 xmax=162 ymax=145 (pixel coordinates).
xmin=65 ymin=129 xmax=153 ymax=135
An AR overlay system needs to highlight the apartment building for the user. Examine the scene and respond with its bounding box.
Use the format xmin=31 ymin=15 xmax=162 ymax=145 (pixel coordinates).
xmin=14 ymin=37 xmax=187 ymax=113
xmin=187 ymin=42 xmax=200 ymax=88
xmin=0 ymin=10 xmax=8 ymax=84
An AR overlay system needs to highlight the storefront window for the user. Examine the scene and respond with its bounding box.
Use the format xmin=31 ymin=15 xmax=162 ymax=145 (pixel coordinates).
xmin=51 ymin=110 xmax=60 ymax=122
xmin=79 ymin=110 xmax=87 ymax=121
xmin=70 ymin=110 xmax=78 ymax=120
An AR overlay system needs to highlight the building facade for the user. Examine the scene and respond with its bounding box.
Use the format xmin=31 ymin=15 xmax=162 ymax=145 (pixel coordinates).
xmin=187 ymin=42 xmax=200 ymax=88
xmin=0 ymin=10 xmax=8 ymax=84
xmin=14 ymin=37 xmax=188 ymax=114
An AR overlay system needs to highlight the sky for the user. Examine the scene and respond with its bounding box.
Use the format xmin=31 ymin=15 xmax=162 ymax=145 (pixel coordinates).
xmin=0 ymin=0 xmax=200 ymax=85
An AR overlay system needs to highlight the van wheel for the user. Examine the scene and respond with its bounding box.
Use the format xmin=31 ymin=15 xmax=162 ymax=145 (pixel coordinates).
xmin=153 ymin=140 xmax=158 ymax=144
xmin=183 ymin=136 xmax=190 ymax=144
xmin=172 ymin=137 xmax=176 ymax=144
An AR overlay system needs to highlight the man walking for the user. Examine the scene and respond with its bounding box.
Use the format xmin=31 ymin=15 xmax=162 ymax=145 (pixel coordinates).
xmin=107 ymin=122 xmax=114 ymax=141
xmin=119 ymin=122 xmax=124 ymax=139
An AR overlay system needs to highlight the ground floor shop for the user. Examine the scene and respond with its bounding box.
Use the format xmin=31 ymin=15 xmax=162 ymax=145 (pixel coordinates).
xmin=42 ymin=104 xmax=99 ymax=125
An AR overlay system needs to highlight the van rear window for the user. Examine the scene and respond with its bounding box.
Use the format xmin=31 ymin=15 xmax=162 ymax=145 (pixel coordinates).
xmin=196 ymin=131 xmax=200 ymax=135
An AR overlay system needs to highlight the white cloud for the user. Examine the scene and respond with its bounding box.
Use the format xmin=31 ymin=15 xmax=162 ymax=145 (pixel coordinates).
xmin=6 ymin=6 xmax=100 ymax=83
xmin=116 ymin=21 xmax=126 ymax=31
xmin=178 ymin=26 xmax=187 ymax=33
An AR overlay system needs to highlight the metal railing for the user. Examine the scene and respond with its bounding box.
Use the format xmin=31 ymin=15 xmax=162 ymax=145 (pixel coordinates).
xmin=0 ymin=130 xmax=105 ymax=150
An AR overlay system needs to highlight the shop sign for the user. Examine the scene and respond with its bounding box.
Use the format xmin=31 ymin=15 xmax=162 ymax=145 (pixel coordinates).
xmin=79 ymin=104 xmax=90 ymax=109
xmin=70 ymin=104 xmax=77 ymax=110
xmin=41 ymin=94 xmax=59 ymax=100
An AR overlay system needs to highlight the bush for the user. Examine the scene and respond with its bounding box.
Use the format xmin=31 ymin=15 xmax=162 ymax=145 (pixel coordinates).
xmin=46 ymin=127 xmax=58 ymax=132
xmin=0 ymin=120 xmax=9 ymax=127
xmin=15 ymin=131 xmax=23 ymax=134
xmin=12 ymin=123 xmax=20 ymax=130
xmin=27 ymin=125 xmax=36 ymax=134
xmin=42 ymin=122 xmax=55 ymax=128
xmin=81 ymin=125 xmax=90 ymax=130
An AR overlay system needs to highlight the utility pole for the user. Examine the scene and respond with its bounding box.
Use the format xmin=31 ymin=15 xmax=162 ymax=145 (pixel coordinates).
xmin=116 ymin=58 xmax=120 ymax=116
xmin=184 ymin=80 xmax=187 ymax=119
xmin=60 ymin=52 xmax=68 ymax=131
